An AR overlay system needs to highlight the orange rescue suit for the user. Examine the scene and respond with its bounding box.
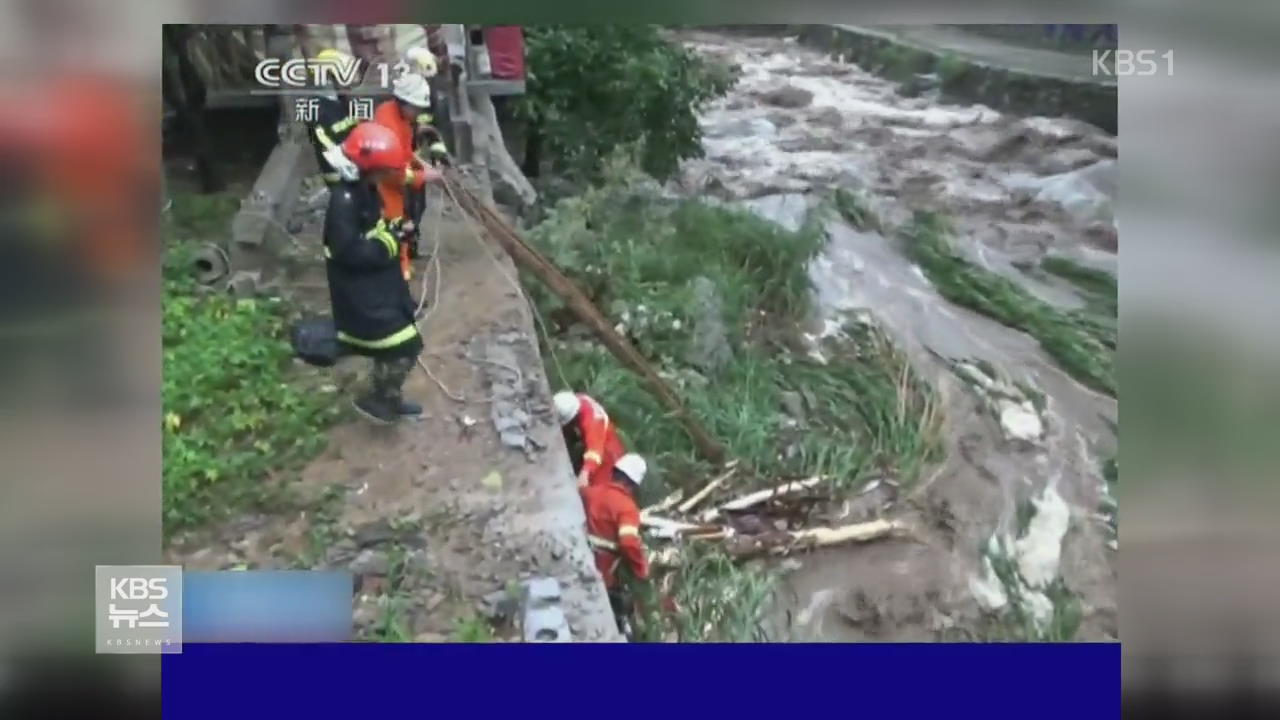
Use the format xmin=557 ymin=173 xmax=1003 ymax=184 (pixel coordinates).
xmin=580 ymin=479 xmax=649 ymax=589
xmin=570 ymin=393 xmax=625 ymax=486
xmin=372 ymin=99 xmax=427 ymax=221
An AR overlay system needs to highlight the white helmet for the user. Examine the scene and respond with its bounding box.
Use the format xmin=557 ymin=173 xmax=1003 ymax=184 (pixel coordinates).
xmin=406 ymin=46 xmax=439 ymax=79
xmin=553 ymin=392 xmax=580 ymax=425
xmin=614 ymin=454 xmax=647 ymax=486
xmin=392 ymin=73 xmax=431 ymax=108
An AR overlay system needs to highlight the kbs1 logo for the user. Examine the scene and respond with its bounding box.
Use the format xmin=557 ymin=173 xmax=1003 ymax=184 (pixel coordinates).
xmin=1092 ymin=49 xmax=1174 ymax=77
xmin=96 ymin=565 xmax=183 ymax=654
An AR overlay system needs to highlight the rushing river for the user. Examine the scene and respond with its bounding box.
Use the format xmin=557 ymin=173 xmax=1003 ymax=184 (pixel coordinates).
xmin=674 ymin=30 xmax=1119 ymax=640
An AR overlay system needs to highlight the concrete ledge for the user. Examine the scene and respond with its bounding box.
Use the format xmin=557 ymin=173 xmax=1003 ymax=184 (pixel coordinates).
xmin=794 ymin=24 xmax=1117 ymax=134
xmin=229 ymin=140 xmax=311 ymax=295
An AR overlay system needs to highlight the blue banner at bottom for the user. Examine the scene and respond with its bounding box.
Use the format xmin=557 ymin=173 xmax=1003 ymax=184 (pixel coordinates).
xmin=164 ymin=643 xmax=1119 ymax=718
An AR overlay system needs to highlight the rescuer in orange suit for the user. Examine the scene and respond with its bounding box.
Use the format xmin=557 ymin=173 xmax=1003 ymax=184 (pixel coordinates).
xmin=554 ymin=391 xmax=626 ymax=488
xmin=372 ymin=73 xmax=446 ymax=282
xmin=581 ymin=453 xmax=650 ymax=634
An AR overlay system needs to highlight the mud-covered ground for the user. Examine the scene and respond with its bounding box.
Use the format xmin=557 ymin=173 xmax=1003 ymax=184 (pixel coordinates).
xmin=674 ymin=30 xmax=1118 ymax=641
xmin=165 ymin=188 xmax=620 ymax=642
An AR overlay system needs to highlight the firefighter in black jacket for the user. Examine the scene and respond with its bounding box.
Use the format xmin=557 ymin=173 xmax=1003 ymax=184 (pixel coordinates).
xmin=309 ymin=49 xmax=361 ymax=185
xmin=326 ymin=122 xmax=427 ymax=424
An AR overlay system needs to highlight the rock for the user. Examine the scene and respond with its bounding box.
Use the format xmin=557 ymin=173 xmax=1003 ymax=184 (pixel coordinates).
xmin=354 ymin=520 xmax=396 ymax=547
xmin=997 ymin=399 xmax=1043 ymax=442
xmin=761 ymin=84 xmax=814 ymax=109
xmin=766 ymin=111 xmax=798 ymax=128
xmin=1037 ymin=147 xmax=1102 ymax=176
xmin=225 ymin=270 xmax=262 ymax=299
xmin=1083 ymin=221 xmax=1118 ymax=251
xmin=779 ymin=391 xmax=805 ymax=422
xmin=414 ymin=631 xmax=449 ymax=643
xmin=478 ymin=588 xmax=519 ymax=621
xmin=704 ymin=116 xmax=777 ymax=140
xmin=353 ymin=604 xmax=379 ymax=628
xmin=737 ymin=193 xmax=813 ymax=233
xmin=350 ymin=549 xmax=391 ymax=576
xmin=777 ymin=135 xmax=845 ymax=153
xmin=685 ymin=276 xmax=734 ymax=376
xmin=809 ymin=106 xmax=844 ymax=129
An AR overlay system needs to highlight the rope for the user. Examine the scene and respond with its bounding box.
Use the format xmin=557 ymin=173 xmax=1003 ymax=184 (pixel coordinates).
xmin=409 ymin=182 xmax=530 ymax=405
xmin=439 ymin=174 xmax=573 ymax=391
xmin=412 ymin=189 xmax=468 ymax=402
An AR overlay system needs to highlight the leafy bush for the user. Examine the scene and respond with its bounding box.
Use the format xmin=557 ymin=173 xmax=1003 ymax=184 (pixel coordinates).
xmin=517 ymin=26 xmax=735 ymax=183
xmin=162 ymin=190 xmax=339 ymax=535
xmin=163 ymin=285 xmax=339 ymax=533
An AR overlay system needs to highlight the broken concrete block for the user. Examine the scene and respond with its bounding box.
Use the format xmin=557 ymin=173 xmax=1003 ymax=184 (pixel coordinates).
xmin=523 ymin=606 xmax=571 ymax=643
xmin=526 ymin=577 xmax=562 ymax=607
xmin=522 ymin=577 xmax=571 ymax=642
xmin=226 ymin=270 xmax=262 ymax=298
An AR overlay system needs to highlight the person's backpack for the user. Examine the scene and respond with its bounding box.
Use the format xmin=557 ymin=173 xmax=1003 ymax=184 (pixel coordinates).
xmin=290 ymin=316 xmax=345 ymax=367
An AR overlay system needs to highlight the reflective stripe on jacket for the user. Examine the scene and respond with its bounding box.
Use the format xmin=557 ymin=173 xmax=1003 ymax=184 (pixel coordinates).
xmin=573 ymin=393 xmax=625 ymax=486
xmin=322 ymin=181 xmax=420 ymax=356
xmin=580 ymin=480 xmax=648 ymax=588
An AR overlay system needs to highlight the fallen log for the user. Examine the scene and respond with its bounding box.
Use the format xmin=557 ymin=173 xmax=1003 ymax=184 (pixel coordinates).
xmin=698 ymin=476 xmax=826 ymax=523
xmin=723 ymin=518 xmax=910 ymax=559
xmin=649 ymin=518 xmax=908 ymax=566
xmin=441 ymin=173 xmax=727 ymax=464
xmin=642 ymin=488 xmax=685 ymax=516
xmin=640 ymin=514 xmax=724 ymax=539
xmin=676 ymin=461 xmax=739 ymax=515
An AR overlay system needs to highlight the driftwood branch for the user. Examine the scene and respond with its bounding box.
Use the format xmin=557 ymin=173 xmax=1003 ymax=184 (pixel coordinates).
xmin=723 ymin=518 xmax=910 ymax=559
xmin=698 ymin=476 xmax=826 ymax=523
xmin=649 ymin=518 xmax=908 ymax=567
xmin=442 ymin=174 xmax=727 ymax=464
xmin=640 ymin=514 xmax=724 ymax=539
xmin=676 ymin=461 xmax=739 ymax=515
xmin=642 ymin=488 xmax=685 ymax=516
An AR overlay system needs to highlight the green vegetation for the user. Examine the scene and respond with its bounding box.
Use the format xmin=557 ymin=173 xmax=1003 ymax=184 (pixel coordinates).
xmin=1041 ymin=256 xmax=1118 ymax=317
xmin=530 ymin=159 xmax=942 ymax=501
xmin=528 ymin=158 xmax=945 ymax=640
xmin=633 ymin=546 xmax=779 ymax=642
xmin=162 ymin=192 xmax=339 ymax=536
xmin=874 ymin=43 xmax=932 ymax=83
xmin=903 ymin=212 xmax=1116 ymax=396
xmin=453 ymin=614 xmax=496 ymax=643
xmin=935 ymin=52 xmax=971 ymax=86
xmin=518 ymin=26 xmax=736 ymax=184
xmin=982 ymin=542 xmax=1082 ymax=642
xmin=367 ymin=547 xmax=413 ymax=642
xmin=832 ymin=186 xmax=881 ymax=233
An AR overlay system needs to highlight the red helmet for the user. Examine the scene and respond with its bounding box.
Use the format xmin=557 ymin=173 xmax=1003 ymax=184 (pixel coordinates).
xmin=341 ymin=122 xmax=408 ymax=173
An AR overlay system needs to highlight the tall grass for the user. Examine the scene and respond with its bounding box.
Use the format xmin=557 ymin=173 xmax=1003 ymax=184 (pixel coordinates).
xmin=903 ymin=212 xmax=1117 ymax=396
xmin=526 ymin=162 xmax=947 ymax=640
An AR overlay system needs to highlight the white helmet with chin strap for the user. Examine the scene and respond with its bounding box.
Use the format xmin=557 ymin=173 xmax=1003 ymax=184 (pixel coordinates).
xmin=392 ymin=73 xmax=431 ymax=108
xmin=553 ymin=392 xmax=580 ymax=425
xmin=406 ymin=46 xmax=439 ymax=79
xmin=614 ymin=454 xmax=647 ymax=486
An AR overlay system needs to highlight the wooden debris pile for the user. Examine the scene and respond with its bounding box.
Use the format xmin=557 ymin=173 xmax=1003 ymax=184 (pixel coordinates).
xmin=639 ymin=461 xmax=913 ymax=567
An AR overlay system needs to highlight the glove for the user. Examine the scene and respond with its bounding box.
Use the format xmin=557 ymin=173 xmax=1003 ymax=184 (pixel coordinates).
xmin=395 ymin=218 xmax=419 ymax=259
xmin=322 ymin=144 xmax=359 ymax=181
xmin=428 ymin=142 xmax=450 ymax=166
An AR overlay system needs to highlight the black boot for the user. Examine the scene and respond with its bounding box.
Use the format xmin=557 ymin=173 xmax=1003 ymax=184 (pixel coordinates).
xmin=397 ymin=398 xmax=424 ymax=419
xmin=352 ymin=394 xmax=398 ymax=425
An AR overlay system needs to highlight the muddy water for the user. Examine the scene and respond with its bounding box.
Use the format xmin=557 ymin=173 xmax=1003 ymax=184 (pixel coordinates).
xmin=675 ymin=31 xmax=1119 ymax=640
